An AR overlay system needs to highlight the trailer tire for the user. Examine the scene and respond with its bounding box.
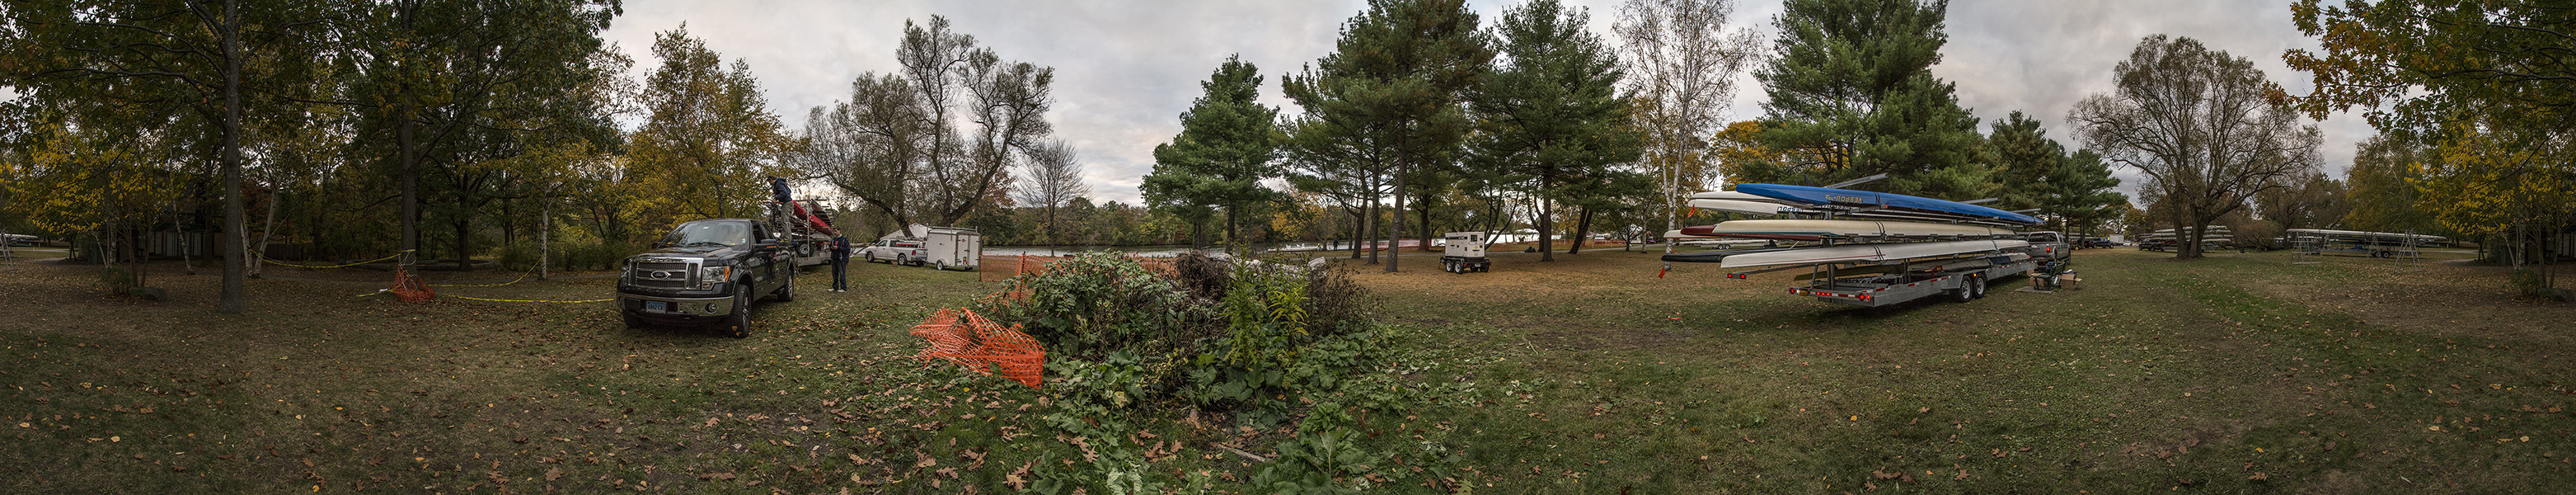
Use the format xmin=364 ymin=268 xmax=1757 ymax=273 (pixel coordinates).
xmin=1969 ymin=276 xmax=1989 ymax=299
xmin=1952 ymin=284 xmax=1974 ymax=303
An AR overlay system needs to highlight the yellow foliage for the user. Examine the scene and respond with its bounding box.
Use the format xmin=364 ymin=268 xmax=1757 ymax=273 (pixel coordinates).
xmin=9 ymin=123 xmax=180 ymax=235
xmin=2414 ymin=122 xmax=2576 ymax=238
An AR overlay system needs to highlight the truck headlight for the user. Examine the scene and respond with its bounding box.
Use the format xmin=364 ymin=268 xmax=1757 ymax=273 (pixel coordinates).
xmin=697 ymin=266 xmax=730 ymax=290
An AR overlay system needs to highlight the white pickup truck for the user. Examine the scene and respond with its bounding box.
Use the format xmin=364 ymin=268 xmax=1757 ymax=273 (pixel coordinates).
xmin=859 ymin=238 xmax=926 ymax=266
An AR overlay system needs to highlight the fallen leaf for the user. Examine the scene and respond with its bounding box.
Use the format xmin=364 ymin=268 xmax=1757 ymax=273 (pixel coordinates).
xmin=698 ymin=472 xmax=734 ymax=481
xmin=915 ymin=450 xmax=936 ymax=469
xmin=546 ymin=467 xmax=562 ymax=481
xmin=2249 ymin=472 xmax=2269 ymax=481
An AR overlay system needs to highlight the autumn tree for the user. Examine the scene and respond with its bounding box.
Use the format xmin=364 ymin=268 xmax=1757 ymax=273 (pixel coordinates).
xmin=1283 ymin=0 xmax=1493 ymax=272
xmin=2251 ymin=172 xmax=2349 ymax=248
xmin=1469 ymin=0 xmax=1644 ymax=260
xmin=0 ymin=0 xmax=343 ymax=312
xmin=1143 ymin=55 xmax=1282 ymax=248
xmin=1012 ymin=139 xmax=1086 ymax=252
xmin=800 ymin=16 xmax=1055 ymax=235
xmin=2070 ymin=35 xmax=2321 ymax=259
xmin=328 ymin=0 xmax=625 ymax=266
xmin=1613 ymin=0 xmax=1762 ymax=233
xmin=626 ymin=26 xmax=795 ymax=231
xmin=1754 ymin=0 xmax=1989 ymax=199
xmin=2339 ymin=135 xmax=2433 ymax=233
xmin=2285 ymin=0 xmax=2574 ymax=279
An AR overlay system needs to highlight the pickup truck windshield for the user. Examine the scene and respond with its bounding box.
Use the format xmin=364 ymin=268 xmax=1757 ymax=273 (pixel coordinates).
xmin=664 ymin=222 xmax=753 ymax=247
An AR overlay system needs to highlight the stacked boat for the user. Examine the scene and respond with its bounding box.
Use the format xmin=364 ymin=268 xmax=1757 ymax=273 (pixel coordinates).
xmin=1663 ymin=183 xmax=2045 ymax=269
xmin=2137 ymin=226 xmax=2230 ymax=252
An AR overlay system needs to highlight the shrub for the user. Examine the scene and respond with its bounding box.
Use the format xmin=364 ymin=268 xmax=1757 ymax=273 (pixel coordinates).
xmin=979 ymin=252 xmax=1217 ymax=362
xmin=494 ymin=244 xmax=540 ymax=271
xmin=98 ymin=267 xmax=136 ymax=293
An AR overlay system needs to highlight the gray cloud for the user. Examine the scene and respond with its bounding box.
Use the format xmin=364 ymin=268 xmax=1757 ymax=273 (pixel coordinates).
xmin=603 ymin=0 xmax=2365 ymax=208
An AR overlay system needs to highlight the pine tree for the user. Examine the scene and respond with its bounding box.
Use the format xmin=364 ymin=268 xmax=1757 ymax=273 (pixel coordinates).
xmin=1283 ymin=0 xmax=1492 ymax=272
xmin=1469 ymin=0 xmax=1644 ymax=261
xmin=1753 ymin=0 xmax=1987 ymax=200
xmin=1143 ymin=55 xmax=1283 ymax=248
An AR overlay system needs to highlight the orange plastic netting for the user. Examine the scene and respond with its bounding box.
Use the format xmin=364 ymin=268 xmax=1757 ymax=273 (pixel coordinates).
xmin=908 ymin=308 xmax=1046 ymax=389
xmin=390 ymin=267 xmax=435 ymax=302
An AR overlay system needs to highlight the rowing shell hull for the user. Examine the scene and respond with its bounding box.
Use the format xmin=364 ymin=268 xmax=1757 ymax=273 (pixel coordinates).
xmin=1734 ymin=183 xmax=2043 ymax=225
xmin=1702 ymin=219 xmax=2014 ymax=238
xmin=1718 ymin=239 xmax=2032 ymax=268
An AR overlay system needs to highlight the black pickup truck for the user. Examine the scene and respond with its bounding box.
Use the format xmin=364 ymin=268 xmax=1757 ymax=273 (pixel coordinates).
xmin=616 ymin=219 xmax=797 ymax=337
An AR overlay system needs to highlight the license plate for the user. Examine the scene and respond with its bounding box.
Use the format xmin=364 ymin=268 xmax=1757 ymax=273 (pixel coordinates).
xmin=643 ymin=300 xmax=667 ymax=312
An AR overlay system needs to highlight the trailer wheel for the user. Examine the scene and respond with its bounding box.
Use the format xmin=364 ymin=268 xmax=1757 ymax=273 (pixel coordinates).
xmin=1969 ymin=276 xmax=1989 ymax=299
xmin=1952 ymin=284 xmax=1974 ymax=303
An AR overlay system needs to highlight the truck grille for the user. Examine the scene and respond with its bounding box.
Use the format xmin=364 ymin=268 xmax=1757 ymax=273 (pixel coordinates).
xmin=630 ymin=261 xmax=696 ymax=289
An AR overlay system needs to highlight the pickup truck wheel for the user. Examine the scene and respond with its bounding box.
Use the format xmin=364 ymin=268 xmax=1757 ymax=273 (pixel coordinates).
xmin=622 ymin=311 xmax=647 ymax=329
xmin=773 ymin=270 xmax=796 ymax=302
xmin=721 ymin=286 xmax=752 ymax=338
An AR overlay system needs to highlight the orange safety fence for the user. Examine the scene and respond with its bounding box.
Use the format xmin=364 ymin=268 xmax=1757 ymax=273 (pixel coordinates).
xmin=908 ymin=308 xmax=1047 ymax=389
xmin=978 ymin=254 xmax=1176 ymax=282
xmin=390 ymin=267 xmax=436 ymax=302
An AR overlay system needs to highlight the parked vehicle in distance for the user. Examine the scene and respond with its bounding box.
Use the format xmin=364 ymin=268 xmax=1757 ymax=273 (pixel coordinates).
xmin=615 ymin=219 xmax=797 ymax=338
xmin=2 ymin=233 xmax=37 ymax=246
xmin=1440 ymin=231 xmax=1492 ymax=273
xmin=860 ymin=238 xmax=925 ymax=266
xmin=918 ymin=226 xmax=982 ymax=271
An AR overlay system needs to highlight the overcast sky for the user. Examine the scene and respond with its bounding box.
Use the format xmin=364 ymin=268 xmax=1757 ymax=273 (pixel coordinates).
xmin=601 ymin=0 xmax=2372 ymax=205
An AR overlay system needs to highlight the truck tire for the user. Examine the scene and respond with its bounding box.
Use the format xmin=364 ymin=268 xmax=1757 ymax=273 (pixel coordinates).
xmin=772 ymin=269 xmax=795 ymax=302
xmin=622 ymin=311 xmax=647 ymax=329
xmin=934 ymin=260 xmax=947 ymax=271
xmin=721 ymin=286 xmax=752 ymax=338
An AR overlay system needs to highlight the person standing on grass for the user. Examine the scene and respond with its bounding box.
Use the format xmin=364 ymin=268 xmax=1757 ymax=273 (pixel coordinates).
xmin=828 ymin=234 xmax=852 ymax=292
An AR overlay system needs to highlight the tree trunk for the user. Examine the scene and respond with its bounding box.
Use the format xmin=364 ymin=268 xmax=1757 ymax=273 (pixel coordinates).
xmin=1388 ymin=168 xmax=1405 ymax=273
xmin=1537 ymin=196 xmax=1555 ymax=262
xmin=1567 ymin=206 xmax=1593 ymax=255
xmin=399 ymin=98 xmax=418 ymax=269
xmin=455 ymin=215 xmax=471 ymax=271
xmin=216 ymin=0 xmax=246 ymax=314
xmin=1364 ymin=197 xmax=1379 ymax=263
xmin=1345 ymin=205 xmax=1364 ymax=259
xmin=540 ymin=200 xmax=551 ymax=280
xmin=250 ymin=186 xmax=279 ymax=278
xmin=1417 ymin=196 xmax=1436 ymax=252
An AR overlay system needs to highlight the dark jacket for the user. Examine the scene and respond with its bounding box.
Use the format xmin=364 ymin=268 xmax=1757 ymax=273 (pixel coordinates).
xmin=828 ymin=236 xmax=851 ymax=261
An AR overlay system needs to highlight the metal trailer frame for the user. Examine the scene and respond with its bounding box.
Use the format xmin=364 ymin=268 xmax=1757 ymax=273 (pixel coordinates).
xmin=766 ymin=199 xmax=837 ymax=269
xmin=1733 ymin=254 xmax=2039 ymax=308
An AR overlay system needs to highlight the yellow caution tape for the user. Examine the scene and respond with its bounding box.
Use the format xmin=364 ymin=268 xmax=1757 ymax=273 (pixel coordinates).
xmin=429 ymin=274 xmax=526 ymax=287
xmin=261 ymin=250 xmax=411 ymax=269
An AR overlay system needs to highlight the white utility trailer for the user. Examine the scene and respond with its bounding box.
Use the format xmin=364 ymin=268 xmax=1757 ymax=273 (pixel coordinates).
xmin=1440 ymin=231 xmax=1492 ymax=273
xmin=921 ymin=226 xmax=982 ymax=271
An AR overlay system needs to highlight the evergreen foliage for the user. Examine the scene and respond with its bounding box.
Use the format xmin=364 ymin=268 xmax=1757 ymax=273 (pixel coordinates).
xmin=1143 ymin=55 xmax=1284 ymax=248
xmin=1753 ymin=0 xmax=1989 ymax=199
xmin=1468 ymin=0 xmax=1645 ymax=261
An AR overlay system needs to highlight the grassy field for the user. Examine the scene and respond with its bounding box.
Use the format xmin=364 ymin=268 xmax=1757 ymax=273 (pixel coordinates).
xmin=4 ymin=247 xmax=2573 ymax=493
